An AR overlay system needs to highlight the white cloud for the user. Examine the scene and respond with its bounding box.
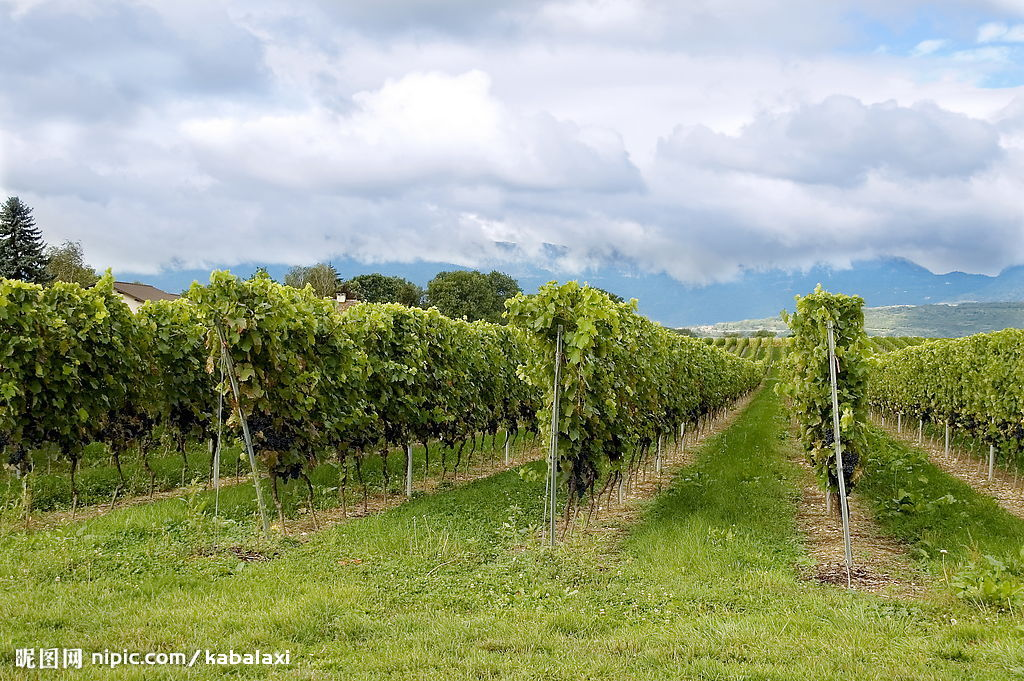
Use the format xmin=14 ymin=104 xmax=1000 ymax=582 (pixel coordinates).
xmin=3 ymin=0 xmax=1024 ymax=284
xmin=950 ymin=45 xmax=1014 ymax=62
xmin=978 ymin=21 xmax=1008 ymax=42
xmin=658 ymin=96 xmax=1002 ymax=186
xmin=978 ymin=21 xmax=1024 ymax=42
xmin=534 ymin=0 xmax=658 ymax=39
xmin=912 ymin=39 xmax=947 ymax=56
xmin=181 ymin=70 xmax=641 ymax=193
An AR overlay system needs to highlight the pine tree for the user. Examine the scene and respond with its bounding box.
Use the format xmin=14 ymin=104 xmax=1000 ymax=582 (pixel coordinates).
xmin=0 ymin=196 xmax=50 ymax=283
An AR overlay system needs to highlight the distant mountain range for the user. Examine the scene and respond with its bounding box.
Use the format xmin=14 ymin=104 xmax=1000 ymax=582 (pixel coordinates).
xmin=947 ymin=266 xmax=1024 ymax=303
xmin=124 ymin=256 xmax=1024 ymax=328
xmin=695 ymin=302 xmax=1024 ymax=338
xmin=666 ymin=258 xmax=1024 ymax=327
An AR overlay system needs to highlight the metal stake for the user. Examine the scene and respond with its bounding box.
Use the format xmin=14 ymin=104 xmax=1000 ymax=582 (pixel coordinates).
xmin=826 ymin=321 xmax=854 ymax=584
xmin=548 ymin=325 xmax=563 ymax=546
xmin=216 ymin=325 xmax=271 ymax=537
xmin=406 ymin=443 xmax=414 ymax=498
xmin=213 ymin=353 xmax=226 ymax=519
xmin=656 ymin=434 xmax=663 ymax=477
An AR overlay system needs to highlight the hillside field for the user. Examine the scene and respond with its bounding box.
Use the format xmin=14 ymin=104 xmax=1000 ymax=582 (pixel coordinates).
xmin=694 ymin=301 xmax=1024 ymax=338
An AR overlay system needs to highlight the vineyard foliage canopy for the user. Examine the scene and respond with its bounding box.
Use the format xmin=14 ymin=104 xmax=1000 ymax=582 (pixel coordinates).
xmin=1 ymin=272 xmax=760 ymax=516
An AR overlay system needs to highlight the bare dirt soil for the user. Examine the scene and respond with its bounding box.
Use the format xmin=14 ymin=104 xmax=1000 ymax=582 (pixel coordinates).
xmin=791 ymin=455 xmax=926 ymax=596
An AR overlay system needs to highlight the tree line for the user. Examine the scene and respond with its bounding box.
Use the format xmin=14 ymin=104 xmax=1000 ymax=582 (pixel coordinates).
xmin=0 ymin=195 xmax=527 ymax=325
xmin=282 ymin=263 xmax=522 ymax=324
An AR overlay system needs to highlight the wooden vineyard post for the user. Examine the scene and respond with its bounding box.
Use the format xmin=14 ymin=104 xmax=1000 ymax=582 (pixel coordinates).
xmin=989 ymin=444 xmax=996 ymax=481
xmin=406 ymin=443 xmax=414 ymax=498
xmin=826 ymin=321 xmax=854 ymax=584
xmin=547 ymin=324 xmax=563 ymax=547
xmin=504 ymin=429 xmax=510 ymax=466
xmin=216 ymin=325 xmax=271 ymax=538
xmin=897 ymin=412 xmax=902 ymax=434
xmin=918 ymin=419 xmax=923 ymax=444
xmin=944 ymin=422 xmax=950 ymax=458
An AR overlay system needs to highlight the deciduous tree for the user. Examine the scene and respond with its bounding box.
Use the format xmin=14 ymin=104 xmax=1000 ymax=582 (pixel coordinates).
xmin=345 ymin=273 xmax=423 ymax=306
xmin=45 ymin=240 xmax=98 ymax=286
xmin=426 ymin=269 xmax=521 ymax=323
xmin=284 ymin=263 xmax=341 ymax=298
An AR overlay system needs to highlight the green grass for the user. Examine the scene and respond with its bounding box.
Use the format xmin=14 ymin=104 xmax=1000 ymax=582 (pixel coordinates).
xmin=3 ymin=386 xmax=1024 ymax=679
xmin=0 ymin=440 xmax=223 ymax=513
xmin=857 ymin=427 xmax=1024 ymax=608
xmin=0 ymin=431 xmax=533 ymax=522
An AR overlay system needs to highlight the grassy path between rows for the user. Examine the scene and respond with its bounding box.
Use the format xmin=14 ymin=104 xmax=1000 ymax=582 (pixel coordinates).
xmin=2 ymin=383 xmax=1023 ymax=679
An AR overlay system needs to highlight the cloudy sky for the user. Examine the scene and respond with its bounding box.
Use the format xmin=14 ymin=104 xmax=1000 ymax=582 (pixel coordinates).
xmin=2 ymin=0 xmax=1024 ymax=288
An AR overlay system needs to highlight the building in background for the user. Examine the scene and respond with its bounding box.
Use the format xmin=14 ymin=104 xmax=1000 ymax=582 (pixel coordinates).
xmin=112 ymin=281 xmax=179 ymax=312
xmin=334 ymin=292 xmax=359 ymax=313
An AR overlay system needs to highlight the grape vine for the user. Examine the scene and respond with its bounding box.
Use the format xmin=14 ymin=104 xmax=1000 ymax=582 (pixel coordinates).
xmin=868 ymin=329 xmax=1024 ymax=460
xmin=0 ymin=274 xmax=153 ymax=513
xmin=777 ymin=285 xmax=870 ymax=497
xmin=505 ymin=281 xmax=762 ymax=514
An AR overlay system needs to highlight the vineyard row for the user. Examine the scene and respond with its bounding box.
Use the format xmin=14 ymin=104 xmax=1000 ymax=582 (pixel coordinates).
xmin=868 ymin=329 xmax=1024 ymax=459
xmin=0 ymin=274 xmax=762 ymax=522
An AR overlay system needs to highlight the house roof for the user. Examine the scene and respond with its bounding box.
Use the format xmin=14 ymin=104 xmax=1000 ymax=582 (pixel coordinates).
xmin=113 ymin=281 xmax=180 ymax=303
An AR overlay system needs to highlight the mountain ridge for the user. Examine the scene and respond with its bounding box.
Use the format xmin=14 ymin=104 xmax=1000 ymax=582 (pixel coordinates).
xmin=121 ymin=256 xmax=1024 ymax=328
xmin=694 ymin=301 xmax=1024 ymax=338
